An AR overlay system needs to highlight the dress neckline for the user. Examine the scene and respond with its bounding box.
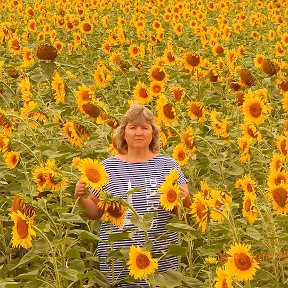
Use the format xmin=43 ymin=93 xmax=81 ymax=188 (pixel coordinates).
xmin=113 ymin=153 xmax=162 ymax=164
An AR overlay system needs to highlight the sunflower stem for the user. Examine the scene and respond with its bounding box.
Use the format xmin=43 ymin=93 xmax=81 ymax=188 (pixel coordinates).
xmin=33 ymin=225 xmax=61 ymax=288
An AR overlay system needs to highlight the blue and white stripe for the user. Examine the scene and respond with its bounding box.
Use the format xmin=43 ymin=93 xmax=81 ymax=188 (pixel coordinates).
xmin=90 ymin=154 xmax=188 ymax=288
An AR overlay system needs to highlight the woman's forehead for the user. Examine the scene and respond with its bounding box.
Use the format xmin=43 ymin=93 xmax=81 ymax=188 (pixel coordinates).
xmin=126 ymin=120 xmax=151 ymax=126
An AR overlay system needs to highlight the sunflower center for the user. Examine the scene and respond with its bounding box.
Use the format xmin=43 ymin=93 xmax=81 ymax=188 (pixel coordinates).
xmin=178 ymin=150 xmax=186 ymax=161
xmin=167 ymin=189 xmax=177 ymax=203
xmin=190 ymin=105 xmax=203 ymax=118
xmin=107 ymin=204 xmax=123 ymax=218
xmin=163 ymin=103 xmax=175 ymax=119
xmin=215 ymin=200 xmax=223 ymax=209
xmin=247 ymin=183 xmax=253 ymax=192
xmin=17 ymin=218 xmax=29 ymax=239
xmin=275 ymin=174 xmax=286 ymax=185
xmin=245 ymin=199 xmax=251 ymax=212
xmin=272 ymin=187 xmax=288 ymax=208
xmin=37 ymin=173 xmax=46 ymax=186
xmin=85 ymin=168 xmax=100 ymax=183
xmin=186 ymin=54 xmax=200 ymax=67
xmin=196 ymin=202 xmax=206 ymax=219
xmin=222 ymin=279 xmax=228 ymax=288
xmin=173 ymin=89 xmax=183 ymax=101
xmin=249 ymin=103 xmax=262 ymax=118
xmin=151 ymin=68 xmax=165 ymax=81
xmin=136 ymin=254 xmax=150 ymax=269
xmin=234 ymin=252 xmax=252 ymax=271
xmin=83 ymin=23 xmax=92 ymax=32
xmin=280 ymin=140 xmax=288 ymax=155
xmin=139 ymin=87 xmax=149 ymax=98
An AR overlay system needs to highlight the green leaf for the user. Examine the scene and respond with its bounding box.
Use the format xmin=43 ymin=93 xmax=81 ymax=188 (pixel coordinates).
xmin=181 ymin=275 xmax=203 ymax=287
xmin=15 ymin=269 xmax=39 ymax=280
xmin=57 ymin=267 xmax=78 ymax=281
xmin=57 ymin=213 xmax=86 ymax=224
xmin=245 ymin=227 xmax=262 ymax=240
xmin=108 ymin=231 xmax=131 ymax=242
xmin=12 ymin=240 xmax=48 ymax=270
xmin=90 ymin=270 xmax=110 ymax=288
xmin=130 ymin=212 xmax=156 ymax=231
xmin=71 ymin=229 xmax=101 ymax=241
xmin=66 ymin=247 xmax=81 ymax=259
xmin=151 ymin=270 xmax=183 ymax=288
xmin=165 ymin=244 xmax=188 ymax=257
xmin=127 ymin=187 xmax=142 ymax=196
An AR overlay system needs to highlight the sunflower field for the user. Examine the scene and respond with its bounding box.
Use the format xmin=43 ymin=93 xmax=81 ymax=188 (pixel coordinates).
xmin=1 ymin=0 xmax=288 ymax=287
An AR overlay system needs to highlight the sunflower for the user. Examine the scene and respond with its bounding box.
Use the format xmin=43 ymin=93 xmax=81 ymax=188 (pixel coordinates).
xmin=235 ymin=174 xmax=256 ymax=194
xmin=254 ymin=54 xmax=265 ymax=69
xmin=51 ymin=71 xmax=65 ymax=103
xmin=101 ymin=201 xmax=126 ymax=226
xmin=210 ymin=110 xmax=229 ymax=138
xmin=4 ymin=151 xmax=20 ymax=169
xmin=172 ymin=144 xmax=189 ymax=166
xmin=242 ymin=95 xmax=270 ymax=125
xmin=181 ymin=127 xmax=196 ymax=152
xmin=183 ymin=51 xmax=201 ymax=70
xmin=11 ymin=195 xmax=35 ymax=218
xmin=170 ymin=85 xmax=185 ymax=101
xmin=276 ymin=135 xmax=288 ymax=160
xmin=133 ymin=82 xmax=153 ymax=104
xmin=242 ymin=192 xmax=257 ymax=224
xmin=163 ymin=46 xmax=176 ymax=65
xmin=226 ymin=243 xmax=259 ymax=281
xmin=71 ymin=157 xmax=82 ymax=170
xmin=8 ymin=37 xmax=22 ymax=54
xmin=212 ymin=43 xmax=224 ymax=56
xmin=128 ymin=44 xmax=139 ymax=57
xmin=80 ymin=158 xmax=109 ymax=191
xmin=209 ymin=189 xmax=232 ymax=222
xmin=164 ymin=168 xmax=179 ymax=184
xmin=267 ymin=183 xmax=288 ymax=215
xmin=0 ymin=133 xmax=10 ymax=154
xmin=76 ymin=84 xmax=96 ymax=111
xmin=158 ymin=181 xmax=181 ymax=211
xmin=196 ymin=182 xmax=208 ymax=200
xmin=269 ymin=153 xmax=285 ymax=173
xmin=240 ymin=122 xmax=262 ymax=143
xmin=189 ymin=193 xmax=209 ymax=233
xmin=149 ymin=81 xmax=164 ymax=97
xmin=215 ymin=266 xmax=233 ymax=288
xmin=94 ymin=64 xmax=113 ymax=89
xmin=148 ymin=65 xmax=168 ymax=83
xmin=32 ymin=166 xmax=47 ymax=192
xmin=267 ymin=171 xmax=288 ymax=187
xmin=19 ymin=77 xmax=31 ymax=102
xmin=156 ymin=96 xmax=177 ymax=125
xmin=10 ymin=210 xmax=36 ymax=249
xmin=21 ymin=47 xmax=34 ymax=67
xmin=275 ymin=42 xmax=285 ymax=57
xmin=238 ymin=136 xmax=252 ymax=163
xmin=62 ymin=121 xmax=83 ymax=147
xmin=80 ymin=21 xmax=93 ymax=34
xmin=127 ymin=246 xmax=158 ymax=280
xmin=187 ymin=101 xmax=206 ymax=124
xmin=282 ymin=93 xmax=288 ymax=112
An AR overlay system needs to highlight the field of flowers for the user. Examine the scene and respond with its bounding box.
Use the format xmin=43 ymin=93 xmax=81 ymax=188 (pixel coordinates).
xmin=1 ymin=0 xmax=288 ymax=287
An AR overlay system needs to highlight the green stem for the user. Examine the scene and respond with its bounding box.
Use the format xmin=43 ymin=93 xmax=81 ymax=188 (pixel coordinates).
xmin=33 ymin=225 xmax=61 ymax=288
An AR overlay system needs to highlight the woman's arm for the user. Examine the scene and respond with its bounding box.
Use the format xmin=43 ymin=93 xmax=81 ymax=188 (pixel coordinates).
xmin=74 ymin=180 xmax=104 ymax=220
xmin=179 ymin=183 xmax=192 ymax=207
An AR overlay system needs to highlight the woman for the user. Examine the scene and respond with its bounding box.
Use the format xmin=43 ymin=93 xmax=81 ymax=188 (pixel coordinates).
xmin=75 ymin=103 xmax=192 ymax=287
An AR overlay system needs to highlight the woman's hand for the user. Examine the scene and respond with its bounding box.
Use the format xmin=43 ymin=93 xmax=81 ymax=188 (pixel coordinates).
xmin=74 ymin=180 xmax=88 ymax=199
xmin=179 ymin=183 xmax=192 ymax=207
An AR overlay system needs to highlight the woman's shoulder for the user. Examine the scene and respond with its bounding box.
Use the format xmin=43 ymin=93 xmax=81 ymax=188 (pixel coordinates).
xmin=156 ymin=154 xmax=180 ymax=167
xmin=102 ymin=156 xmax=121 ymax=166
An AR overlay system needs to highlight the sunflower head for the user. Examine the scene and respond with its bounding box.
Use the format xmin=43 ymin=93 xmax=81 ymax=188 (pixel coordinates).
xmin=80 ymin=158 xmax=109 ymax=191
xmin=127 ymin=246 xmax=158 ymax=280
xmin=158 ymin=181 xmax=181 ymax=211
xmin=36 ymin=43 xmax=57 ymax=61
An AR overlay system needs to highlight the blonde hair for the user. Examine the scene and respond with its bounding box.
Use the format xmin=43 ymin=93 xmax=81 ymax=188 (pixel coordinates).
xmin=113 ymin=103 xmax=160 ymax=154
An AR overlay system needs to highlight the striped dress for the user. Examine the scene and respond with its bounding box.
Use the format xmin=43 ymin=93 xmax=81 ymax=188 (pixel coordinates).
xmin=91 ymin=154 xmax=187 ymax=288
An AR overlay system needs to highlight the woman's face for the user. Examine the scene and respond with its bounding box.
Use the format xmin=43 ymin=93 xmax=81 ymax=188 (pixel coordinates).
xmin=124 ymin=121 xmax=153 ymax=151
